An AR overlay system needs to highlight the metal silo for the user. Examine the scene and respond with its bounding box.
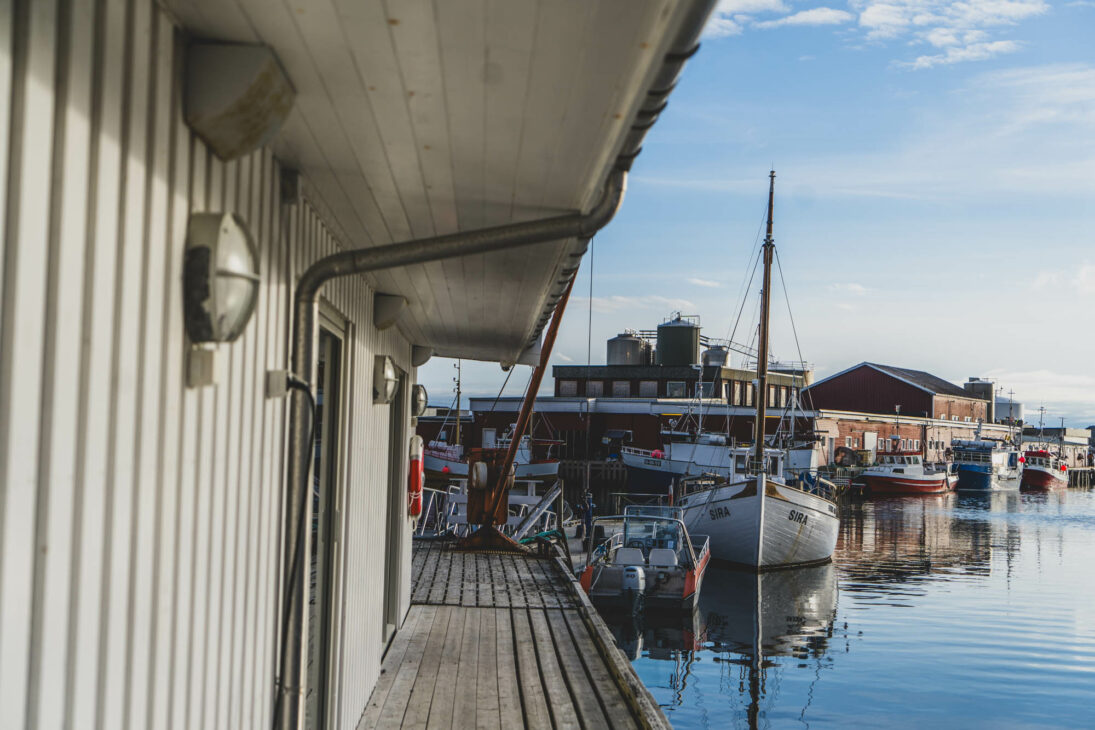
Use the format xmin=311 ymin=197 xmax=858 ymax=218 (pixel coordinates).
xmin=655 ymin=314 xmax=700 ymax=366
xmin=607 ymin=332 xmax=644 ymax=365
xmin=702 ymin=345 xmax=728 ymax=367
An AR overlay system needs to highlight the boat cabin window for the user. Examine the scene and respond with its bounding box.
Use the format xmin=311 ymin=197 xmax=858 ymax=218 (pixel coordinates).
xmin=734 ymin=454 xmax=746 ymax=473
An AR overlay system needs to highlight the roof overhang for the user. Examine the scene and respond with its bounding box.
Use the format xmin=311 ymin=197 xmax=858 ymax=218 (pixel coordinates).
xmin=167 ymin=0 xmax=717 ymax=364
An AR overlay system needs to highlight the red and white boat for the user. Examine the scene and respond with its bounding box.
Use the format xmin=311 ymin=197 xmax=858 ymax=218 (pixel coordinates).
xmin=423 ymin=435 xmax=560 ymax=481
xmin=1020 ymin=450 xmax=1068 ymax=491
xmin=860 ymin=452 xmax=952 ymax=495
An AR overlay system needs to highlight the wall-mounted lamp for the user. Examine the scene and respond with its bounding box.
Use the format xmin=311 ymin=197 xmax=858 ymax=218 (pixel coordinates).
xmin=411 ymin=384 xmax=428 ymax=417
xmin=183 ymin=212 xmax=260 ymax=343
xmin=374 ymin=355 xmax=399 ymax=404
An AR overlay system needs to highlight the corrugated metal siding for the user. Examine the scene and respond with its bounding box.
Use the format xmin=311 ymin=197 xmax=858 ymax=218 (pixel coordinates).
xmin=0 ymin=1 xmax=412 ymax=728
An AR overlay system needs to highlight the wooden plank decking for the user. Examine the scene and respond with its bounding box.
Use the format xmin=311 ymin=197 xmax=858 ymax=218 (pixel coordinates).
xmin=359 ymin=541 xmax=668 ymax=730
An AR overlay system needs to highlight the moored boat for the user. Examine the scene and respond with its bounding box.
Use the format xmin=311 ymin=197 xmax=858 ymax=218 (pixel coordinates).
xmin=677 ymin=171 xmax=840 ymax=570
xmin=580 ymin=505 xmax=711 ymax=611
xmin=952 ymin=438 xmax=1021 ymax=491
xmin=1020 ymin=449 xmax=1068 ymax=491
xmin=423 ymin=433 xmax=560 ymax=480
xmin=860 ymin=451 xmax=951 ymax=495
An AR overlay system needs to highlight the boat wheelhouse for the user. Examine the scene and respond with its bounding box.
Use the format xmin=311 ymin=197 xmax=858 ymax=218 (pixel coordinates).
xmin=952 ymin=439 xmax=1021 ymax=491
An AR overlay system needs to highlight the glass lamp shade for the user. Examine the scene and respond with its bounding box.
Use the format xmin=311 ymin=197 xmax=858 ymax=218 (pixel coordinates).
xmin=184 ymin=213 xmax=260 ymax=343
xmin=411 ymin=384 xmax=429 ymax=417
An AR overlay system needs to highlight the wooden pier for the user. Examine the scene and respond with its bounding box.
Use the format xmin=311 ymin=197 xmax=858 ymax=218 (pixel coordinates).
xmin=359 ymin=541 xmax=668 ymax=729
xmin=1069 ymin=466 xmax=1094 ymax=488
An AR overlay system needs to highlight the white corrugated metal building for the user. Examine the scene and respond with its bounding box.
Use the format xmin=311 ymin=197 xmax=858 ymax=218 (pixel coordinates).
xmin=0 ymin=0 xmax=714 ymax=727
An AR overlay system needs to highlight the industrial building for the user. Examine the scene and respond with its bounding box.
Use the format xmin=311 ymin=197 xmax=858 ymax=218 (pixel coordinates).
xmin=804 ymin=362 xmax=992 ymax=423
xmin=0 ymin=1 xmax=716 ymax=728
xmin=553 ymin=314 xmax=809 ymax=407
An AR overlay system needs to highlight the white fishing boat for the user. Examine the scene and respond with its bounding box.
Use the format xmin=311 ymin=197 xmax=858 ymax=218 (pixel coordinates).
xmin=423 ymin=435 xmax=560 ymax=480
xmin=678 ymin=172 xmax=840 ymax=570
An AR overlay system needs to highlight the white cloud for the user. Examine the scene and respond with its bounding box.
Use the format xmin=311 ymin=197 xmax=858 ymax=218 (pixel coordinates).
xmin=902 ymin=39 xmax=1021 ymax=68
xmin=703 ymin=15 xmax=745 ymax=38
xmin=702 ymin=0 xmax=790 ymax=38
xmin=756 ymin=7 xmax=856 ymax=28
xmin=1031 ymin=262 xmax=1095 ymax=296
xmin=574 ymin=295 xmax=697 ymax=314
xmin=828 ymin=282 xmax=870 ymax=294
xmin=688 ymin=277 xmax=722 ymax=288
xmin=554 ymin=352 xmax=574 ymax=362
xmin=850 ymin=0 xmax=1049 ymax=67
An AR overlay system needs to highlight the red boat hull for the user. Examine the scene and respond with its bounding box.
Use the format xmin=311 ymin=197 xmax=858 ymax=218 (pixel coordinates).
xmin=862 ymin=474 xmax=950 ymax=495
xmin=1020 ymin=466 xmax=1067 ymax=491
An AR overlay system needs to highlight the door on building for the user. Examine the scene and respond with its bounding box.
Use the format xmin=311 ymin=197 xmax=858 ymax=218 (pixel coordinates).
xmin=307 ymin=318 xmax=345 ymax=729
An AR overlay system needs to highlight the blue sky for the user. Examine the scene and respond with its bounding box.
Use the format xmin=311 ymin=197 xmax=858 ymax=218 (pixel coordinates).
xmin=420 ymin=0 xmax=1095 ymax=426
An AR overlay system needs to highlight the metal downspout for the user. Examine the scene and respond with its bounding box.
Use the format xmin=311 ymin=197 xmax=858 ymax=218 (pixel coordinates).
xmin=275 ymin=168 xmax=627 ymax=729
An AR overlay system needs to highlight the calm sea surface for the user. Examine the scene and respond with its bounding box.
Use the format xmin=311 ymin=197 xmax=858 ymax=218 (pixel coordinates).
xmin=607 ymin=489 xmax=1095 ymax=729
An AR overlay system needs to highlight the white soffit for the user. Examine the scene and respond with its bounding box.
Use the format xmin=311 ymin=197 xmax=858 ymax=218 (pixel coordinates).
xmin=167 ymin=0 xmax=703 ymax=363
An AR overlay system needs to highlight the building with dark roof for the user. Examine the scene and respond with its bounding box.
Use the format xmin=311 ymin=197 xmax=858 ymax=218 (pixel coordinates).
xmin=803 ymin=362 xmax=991 ymax=423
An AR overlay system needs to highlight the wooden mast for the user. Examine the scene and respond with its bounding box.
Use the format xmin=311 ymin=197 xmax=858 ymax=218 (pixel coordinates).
xmin=752 ymin=171 xmax=776 ymax=475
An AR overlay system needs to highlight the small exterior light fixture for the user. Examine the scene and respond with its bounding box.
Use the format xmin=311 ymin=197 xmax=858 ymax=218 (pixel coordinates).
xmin=183 ymin=213 xmax=260 ymax=343
xmin=411 ymin=384 xmax=428 ymax=417
xmin=374 ymin=355 xmax=399 ymax=404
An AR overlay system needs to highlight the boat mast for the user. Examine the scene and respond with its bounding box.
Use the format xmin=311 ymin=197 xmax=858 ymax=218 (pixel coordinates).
xmin=454 ymin=359 xmax=462 ymax=446
xmin=752 ymin=171 xmax=776 ymax=475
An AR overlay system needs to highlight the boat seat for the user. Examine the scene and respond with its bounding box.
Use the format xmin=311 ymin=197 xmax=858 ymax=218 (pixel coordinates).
xmin=647 ymin=548 xmax=678 ymax=567
xmin=614 ymin=547 xmax=646 ymax=566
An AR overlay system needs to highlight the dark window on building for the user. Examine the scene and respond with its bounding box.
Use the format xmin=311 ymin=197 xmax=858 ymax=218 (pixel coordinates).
xmin=666 ymin=381 xmax=687 ymax=398
xmin=639 ymin=380 xmax=657 ymax=398
xmin=559 ymin=380 xmax=577 ymax=396
xmin=612 ymin=381 xmax=631 ymax=398
xmin=586 ymin=381 xmax=603 ymax=397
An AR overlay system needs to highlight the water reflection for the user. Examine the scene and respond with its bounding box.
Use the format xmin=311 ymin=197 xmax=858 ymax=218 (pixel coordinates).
xmin=606 ymin=490 xmax=1095 ymax=728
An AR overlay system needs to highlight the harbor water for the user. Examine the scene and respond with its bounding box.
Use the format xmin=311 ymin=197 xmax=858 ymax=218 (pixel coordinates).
xmin=607 ymin=489 xmax=1095 ymax=728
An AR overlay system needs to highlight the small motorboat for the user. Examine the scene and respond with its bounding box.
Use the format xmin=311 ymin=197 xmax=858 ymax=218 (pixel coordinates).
xmin=580 ymin=505 xmax=710 ymax=612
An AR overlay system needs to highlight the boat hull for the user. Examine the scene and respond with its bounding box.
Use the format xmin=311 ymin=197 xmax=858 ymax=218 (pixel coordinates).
xmin=423 ymin=452 xmax=559 ymax=479
xmin=1020 ymin=465 xmax=1067 ymax=491
xmin=680 ymin=480 xmax=839 ymax=569
xmin=861 ymin=473 xmax=950 ymax=495
xmin=583 ymin=552 xmax=709 ymax=611
xmin=955 ymin=464 xmax=1020 ymax=492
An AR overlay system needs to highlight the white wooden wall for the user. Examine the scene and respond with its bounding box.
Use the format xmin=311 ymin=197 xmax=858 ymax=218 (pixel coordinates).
xmin=0 ymin=1 xmax=413 ymax=728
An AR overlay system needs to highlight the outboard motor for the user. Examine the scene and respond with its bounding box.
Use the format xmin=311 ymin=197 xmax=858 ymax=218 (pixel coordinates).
xmin=622 ymin=565 xmax=646 ymax=615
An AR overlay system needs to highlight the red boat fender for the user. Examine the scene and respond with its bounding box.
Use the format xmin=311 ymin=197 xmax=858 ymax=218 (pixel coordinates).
xmin=579 ymin=566 xmax=593 ymax=593
xmin=408 ymin=435 xmax=424 ymax=518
